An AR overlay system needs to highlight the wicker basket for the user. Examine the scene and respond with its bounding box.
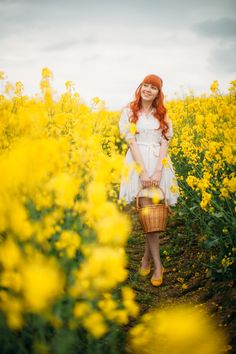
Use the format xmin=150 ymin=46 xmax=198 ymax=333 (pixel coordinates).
xmin=136 ymin=186 xmax=172 ymax=233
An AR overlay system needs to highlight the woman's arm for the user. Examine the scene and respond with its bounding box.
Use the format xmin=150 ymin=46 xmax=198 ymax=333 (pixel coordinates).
xmin=126 ymin=138 xmax=148 ymax=174
xmin=154 ymin=116 xmax=173 ymax=173
xmin=150 ymin=117 xmax=172 ymax=186
xmin=118 ymin=106 xmax=148 ymax=174
xmin=127 ymin=138 xmax=152 ymax=188
xmin=154 ymin=139 xmax=169 ymax=172
xmin=118 ymin=106 xmax=151 ymax=187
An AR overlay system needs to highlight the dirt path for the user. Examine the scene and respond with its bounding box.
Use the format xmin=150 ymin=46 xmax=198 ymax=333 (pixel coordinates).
xmin=122 ymin=203 xmax=236 ymax=353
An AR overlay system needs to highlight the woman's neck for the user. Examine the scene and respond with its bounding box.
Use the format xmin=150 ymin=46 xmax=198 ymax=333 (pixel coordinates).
xmin=141 ymin=101 xmax=154 ymax=114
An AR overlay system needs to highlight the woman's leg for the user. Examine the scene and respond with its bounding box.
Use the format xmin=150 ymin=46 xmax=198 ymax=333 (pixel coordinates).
xmin=139 ymin=196 xmax=163 ymax=278
xmin=147 ymin=232 xmax=163 ymax=279
xmin=139 ymin=197 xmax=152 ymax=268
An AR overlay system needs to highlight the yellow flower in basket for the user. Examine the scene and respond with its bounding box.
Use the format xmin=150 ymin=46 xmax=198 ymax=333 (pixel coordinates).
xmin=151 ymin=188 xmax=161 ymax=204
xmin=141 ymin=206 xmax=150 ymax=216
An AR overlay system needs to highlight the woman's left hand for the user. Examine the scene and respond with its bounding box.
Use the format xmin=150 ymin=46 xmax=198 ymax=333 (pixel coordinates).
xmin=149 ymin=170 xmax=162 ymax=186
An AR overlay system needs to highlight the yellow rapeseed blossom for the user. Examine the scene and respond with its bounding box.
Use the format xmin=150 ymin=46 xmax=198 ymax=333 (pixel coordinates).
xmin=221 ymin=255 xmax=234 ymax=268
xmin=161 ymin=157 xmax=169 ymax=167
xmin=82 ymin=311 xmax=107 ymax=338
xmin=0 ymin=238 xmax=22 ymax=269
xmin=92 ymin=96 xmax=100 ymax=105
xmin=70 ymin=246 xmax=128 ymax=296
xmin=200 ymin=191 xmax=212 ymax=210
xmin=0 ymin=71 xmax=6 ymax=80
xmin=0 ymin=68 xmax=235 ymax=347
xmin=20 ymin=254 xmax=65 ymax=312
xmin=130 ymin=122 xmax=137 ymax=135
xmin=0 ymin=293 xmax=23 ymax=330
xmin=121 ymin=286 xmax=139 ymax=317
xmin=128 ymin=303 xmax=228 ymax=354
xmin=46 ymin=173 xmax=80 ymax=208
xmin=65 ymin=80 xmax=75 ymax=91
xmin=210 ymin=80 xmax=219 ymax=93
xmin=55 ymin=230 xmax=81 ymax=258
xmin=42 ymin=67 xmax=53 ymax=79
xmin=14 ymin=81 xmax=24 ymax=96
xmin=94 ymin=204 xmax=131 ymax=245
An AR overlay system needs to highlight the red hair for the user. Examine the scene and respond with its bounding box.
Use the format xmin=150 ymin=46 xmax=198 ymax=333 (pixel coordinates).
xmin=126 ymin=74 xmax=170 ymax=141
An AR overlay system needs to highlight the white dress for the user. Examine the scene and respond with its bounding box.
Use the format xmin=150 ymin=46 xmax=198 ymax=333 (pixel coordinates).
xmin=118 ymin=105 xmax=180 ymax=206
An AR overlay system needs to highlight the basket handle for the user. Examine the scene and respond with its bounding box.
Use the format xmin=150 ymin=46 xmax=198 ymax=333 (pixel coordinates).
xmin=136 ymin=185 xmax=171 ymax=213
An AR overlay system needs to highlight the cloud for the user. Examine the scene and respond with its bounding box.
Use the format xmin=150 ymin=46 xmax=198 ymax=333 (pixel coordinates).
xmin=191 ymin=17 xmax=236 ymax=39
xmin=207 ymin=42 xmax=236 ymax=73
xmin=190 ymin=17 xmax=236 ymax=74
xmin=42 ymin=36 xmax=98 ymax=52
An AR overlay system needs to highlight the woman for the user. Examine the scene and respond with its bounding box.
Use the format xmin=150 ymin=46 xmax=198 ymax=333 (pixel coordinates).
xmin=118 ymin=74 xmax=180 ymax=287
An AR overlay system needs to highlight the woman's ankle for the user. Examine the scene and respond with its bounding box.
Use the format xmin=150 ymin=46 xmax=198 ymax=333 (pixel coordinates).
xmin=153 ymin=261 xmax=162 ymax=269
xmin=142 ymin=255 xmax=150 ymax=262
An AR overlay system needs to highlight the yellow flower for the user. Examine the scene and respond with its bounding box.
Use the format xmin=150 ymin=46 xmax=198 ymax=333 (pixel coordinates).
xmin=4 ymin=81 xmax=14 ymax=94
xmin=70 ymin=246 xmax=128 ymax=296
xmin=162 ymin=157 xmax=169 ymax=167
xmin=129 ymin=122 xmax=137 ymax=135
xmin=220 ymin=188 xmax=229 ymax=198
xmin=55 ymin=230 xmax=81 ymax=258
xmin=200 ymin=192 xmax=212 ymax=210
xmin=170 ymin=185 xmax=179 ymax=194
xmin=14 ymin=81 xmax=24 ymax=96
xmin=122 ymin=286 xmax=139 ymax=317
xmin=20 ymin=254 xmax=65 ymax=312
xmin=8 ymin=201 xmax=33 ymax=241
xmin=86 ymin=180 xmax=107 ymax=206
xmin=177 ymin=277 xmax=184 ymax=283
xmin=41 ymin=67 xmax=53 ymax=79
xmin=221 ymin=256 xmax=234 ymax=268
xmin=92 ymin=96 xmax=100 ymax=105
xmin=73 ymin=302 xmax=92 ymax=318
xmin=186 ymin=175 xmax=199 ymax=189
xmin=83 ymin=311 xmax=107 ymax=338
xmin=6 ymin=299 xmax=23 ymax=330
xmin=0 ymin=71 xmax=6 ymax=80
xmin=1 ymin=270 xmax=22 ymax=292
xmin=46 ymin=173 xmax=80 ymax=208
xmin=0 ymin=238 xmax=22 ymax=269
xmin=128 ymin=304 xmax=228 ymax=354
xmin=228 ymin=177 xmax=236 ymax=193
xmin=65 ymin=80 xmax=75 ymax=91
xmin=95 ymin=207 xmax=131 ymax=245
xmin=210 ymin=80 xmax=219 ymax=93
xmin=140 ymin=206 xmax=150 ymax=216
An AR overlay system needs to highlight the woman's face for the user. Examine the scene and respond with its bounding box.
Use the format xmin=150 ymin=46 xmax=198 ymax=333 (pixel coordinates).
xmin=140 ymin=83 xmax=159 ymax=102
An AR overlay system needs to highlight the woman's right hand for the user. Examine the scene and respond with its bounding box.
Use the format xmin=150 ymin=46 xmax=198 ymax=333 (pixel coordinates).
xmin=139 ymin=170 xmax=152 ymax=188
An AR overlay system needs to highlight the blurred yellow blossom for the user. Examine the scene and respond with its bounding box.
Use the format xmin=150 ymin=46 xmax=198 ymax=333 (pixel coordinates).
xmin=128 ymin=303 xmax=228 ymax=354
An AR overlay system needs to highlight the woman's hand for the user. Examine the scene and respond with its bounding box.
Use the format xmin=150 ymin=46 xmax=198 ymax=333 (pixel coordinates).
xmin=139 ymin=170 xmax=152 ymax=188
xmin=149 ymin=170 xmax=162 ymax=186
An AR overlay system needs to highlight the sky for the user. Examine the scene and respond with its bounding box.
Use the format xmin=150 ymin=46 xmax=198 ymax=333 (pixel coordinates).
xmin=1 ymin=0 xmax=236 ymax=110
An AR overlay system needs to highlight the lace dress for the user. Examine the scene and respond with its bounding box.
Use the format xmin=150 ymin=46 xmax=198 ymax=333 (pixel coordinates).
xmin=118 ymin=105 xmax=180 ymax=206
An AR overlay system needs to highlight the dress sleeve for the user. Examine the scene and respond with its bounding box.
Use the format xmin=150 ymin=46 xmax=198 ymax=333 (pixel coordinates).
xmin=161 ymin=119 xmax=174 ymax=143
xmin=118 ymin=106 xmax=136 ymax=142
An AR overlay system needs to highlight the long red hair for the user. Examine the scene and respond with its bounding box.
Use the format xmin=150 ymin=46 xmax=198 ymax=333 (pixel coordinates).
xmin=126 ymin=74 xmax=170 ymax=141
